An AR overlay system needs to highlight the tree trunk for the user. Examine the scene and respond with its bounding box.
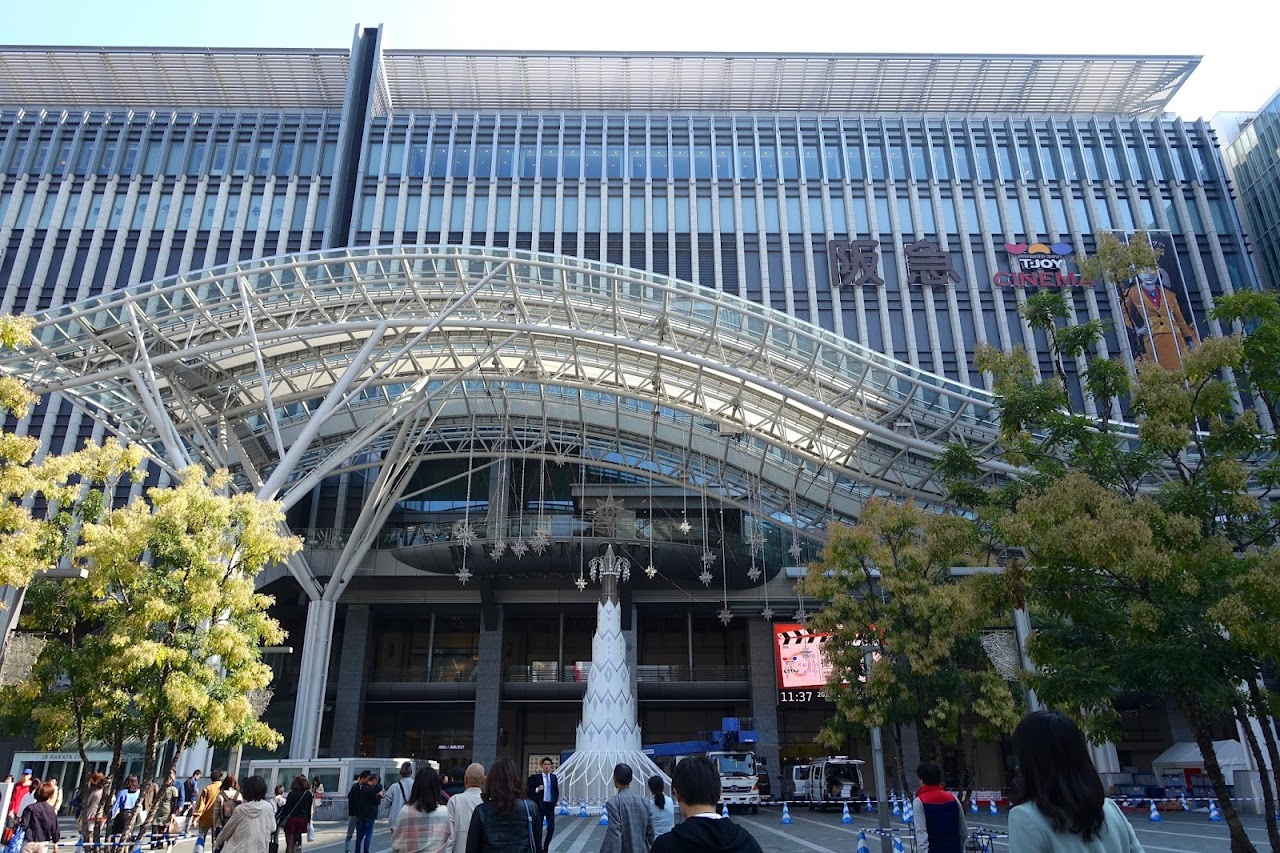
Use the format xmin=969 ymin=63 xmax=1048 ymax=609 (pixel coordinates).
xmin=1233 ymin=697 xmax=1280 ymax=852
xmin=1246 ymin=678 xmax=1280 ymax=826
xmin=891 ymin=723 xmax=908 ymax=794
xmin=959 ymin=724 xmax=978 ymax=804
xmin=1183 ymin=690 xmax=1258 ymax=853
xmin=141 ymin=713 xmax=161 ymax=787
xmin=165 ymin=716 xmax=196 ymax=783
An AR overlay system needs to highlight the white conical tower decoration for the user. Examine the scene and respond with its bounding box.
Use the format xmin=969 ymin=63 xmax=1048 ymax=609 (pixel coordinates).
xmin=556 ymin=545 xmax=668 ymax=809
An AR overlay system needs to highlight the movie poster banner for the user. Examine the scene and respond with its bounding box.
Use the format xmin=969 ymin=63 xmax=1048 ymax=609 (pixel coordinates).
xmin=1114 ymin=231 xmax=1202 ymax=372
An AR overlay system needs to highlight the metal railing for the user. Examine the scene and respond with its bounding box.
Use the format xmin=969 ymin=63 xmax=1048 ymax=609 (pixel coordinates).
xmin=500 ymin=663 xmax=749 ymax=683
xmin=368 ymin=664 xmax=479 ymax=683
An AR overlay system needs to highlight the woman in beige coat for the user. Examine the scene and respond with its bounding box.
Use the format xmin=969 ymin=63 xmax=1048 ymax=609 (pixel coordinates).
xmin=213 ymin=777 xmax=276 ymax=853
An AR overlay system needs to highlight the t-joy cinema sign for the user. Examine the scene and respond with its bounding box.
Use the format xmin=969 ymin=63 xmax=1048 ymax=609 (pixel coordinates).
xmin=993 ymin=242 xmax=1095 ymax=288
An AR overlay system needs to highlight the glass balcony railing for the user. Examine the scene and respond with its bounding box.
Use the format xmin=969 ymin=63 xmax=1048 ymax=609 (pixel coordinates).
xmin=500 ymin=663 xmax=749 ymax=683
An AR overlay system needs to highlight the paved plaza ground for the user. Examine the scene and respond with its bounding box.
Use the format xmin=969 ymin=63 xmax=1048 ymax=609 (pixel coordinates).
xmin=273 ymin=807 xmax=1269 ymax=853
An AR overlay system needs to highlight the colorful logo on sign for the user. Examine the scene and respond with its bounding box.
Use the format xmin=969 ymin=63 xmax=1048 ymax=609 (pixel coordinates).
xmin=992 ymin=242 xmax=1094 ymax=288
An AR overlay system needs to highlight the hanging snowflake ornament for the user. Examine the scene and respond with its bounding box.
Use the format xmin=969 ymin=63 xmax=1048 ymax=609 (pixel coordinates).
xmin=717 ymin=607 xmax=734 ymax=626
xmin=644 ymin=563 xmax=658 ymax=579
xmin=454 ymin=523 xmax=477 ymax=548
xmin=700 ymin=549 xmax=717 ymax=570
xmin=794 ymin=604 xmax=809 ymax=623
xmin=574 ymin=575 xmax=588 ymax=591
xmin=489 ymin=540 xmax=507 ymax=560
xmin=746 ymin=530 xmax=766 ymax=551
xmin=678 ymin=518 xmax=692 ymax=534
xmin=746 ymin=565 xmax=762 ymax=583
xmin=455 ymin=566 xmax=473 ymax=585
xmin=789 ymin=539 xmax=803 ymax=561
xmin=509 ymin=539 xmax=528 ymax=559
xmin=760 ymin=606 xmax=775 ymax=620
xmin=698 ymin=568 xmax=714 ymax=586
xmin=528 ymin=530 xmax=549 ymax=554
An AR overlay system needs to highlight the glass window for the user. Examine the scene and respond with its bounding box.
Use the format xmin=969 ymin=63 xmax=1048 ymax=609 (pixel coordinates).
xmin=518 ymin=194 xmax=534 ymax=230
xmin=941 ymin=196 xmax=958 ymax=233
xmin=652 ymin=196 xmax=667 ymax=232
xmin=450 ymin=194 xmax=466 ymax=230
xmin=779 ymin=145 xmax=799 ymax=180
xmin=519 ymin=146 xmax=538 ymax=179
xmin=1005 ymin=199 xmax=1025 ymax=233
xmin=269 ymin=195 xmax=286 ymax=229
xmin=672 ymin=146 xmax=691 ymax=180
xmin=275 ymin=142 xmax=295 ymax=177
xmin=759 ymin=146 xmax=778 ymax=180
xmin=808 ymin=196 xmax=823 ymax=232
xmin=381 ymin=196 xmax=398 ymax=231
xmin=242 ymin=195 xmax=260 ymax=230
xmin=953 ymin=144 xmax=972 ymax=181
xmin=824 ymin=147 xmax=842 ymax=180
xmin=737 ymin=147 xmax=755 ymax=180
xmin=320 ymin=142 xmax=336 ymax=176
xmin=1062 ymin=144 xmax=1084 ymax=181
xmin=1139 ymin=197 xmax=1158 ymax=229
xmin=698 ymin=195 xmax=713 ymax=230
xmin=366 ymin=142 xmax=384 ymax=176
xmin=453 ymin=144 xmax=472 ymax=178
xmin=845 ymin=144 xmax=864 ymax=180
xmin=867 ymin=143 xmax=886 ymax=180
xmin=829 ymin=196 xmax=846 ymax=232
xmin=716 ymin=146 xmax=734 ymax=180
xmin=430 ymin=144 xmax=449 ymax=178
xmin=888 ymin=144 xmax=907 ymax=181
xmin=803 ymin=146 xmax=821 ymax=180
xmin=897 ymin=197 xmax=913 ymax=233
xmin=674 ymin=195 xmax=691 ymax=231
xmin=1094 ymin=199 xmax=1114 ymax=230
xmin=1104 ymin=144 xmax=1125 ymax=181
xmin=985 ymin=197 xmax=1003 ymax=232
xmin=849 ymin=194 xmax=868 ymax=233
xmin=630 ymin=148 xmax=646 ymax=179
xmin=474 ymin=145 xmax=494 ymax=178
xmin=910 ymin=145 xmax=928 ymax=179
xmin=497 ymin=145 xmax=515 ymax=178
xmin=875 ymin=196 xmax=891 ymax=232
xmin=650 ymin=147 xmax=668 ymax=179
xmin=494 ymin=194 xmax=511 ymax=230
xmin=785 ymin=195 xmax=801 ymax=230
xmin=164 ymin=142 xmax=184 ymax=175
xmin=562 ymin=145 xmax=580 ymax=178
xmin=932 ymin=146 xmax=950 ymax=180
xmin=974 ymin=145 xmax=995 ymax=181
xmin=539 ymin=146 xmax=557 ymax=179
xmin=918 ymin=199 xmax=936 ymax=233
xmin=1040 ymin=144 xmax=1059 ymax=180
xmin=542 ymin=194 xmax=557 ymax=230
xmin=694 ymin=146 xmax=713 ymax=180
xmin=607 ymin=146 xmax=624 ymax=179
xmin=98 ymin=143 xmax=118 ymax=175
xmin=585 ymin=146 xmax=603 ymax=179
xmin=763 ymin=196 xmax=779 ymax=233
xmin=584 ymin=194 xmax=600 ymax=229
xmin=232 ymin=143 xmax=250 ymax=176
xmin=59 ymin=195 xmax=80 ymax=229
xmin=964 ymin=196 xmax=981 ymax=230
xmin=141 ymin=141 xmax=161 ymax=176
xmin=740 ymin=197 xmax=756 ymax=232
xmin=427 ymin=195 xmax=444 ymax=231
xmin=221 ymin=195 xmax=239 ymax=230
xmin=562 ymin=195 xmax=577 ymax=231
xmin=1018 ymin=145 xmax=1038 ymax=181
xmin=631 ymin=196 xmax=645 ymax=232
xmin=997 ymin=144 xmax=1016 ymax=180
xmin=720 ymin=196 xmax=736 ymax=230
xmin=254 ymin=143 xmax=272 ymax=175
xmin=122 ymin=141 xmax=140 ymax=175
xmin=107 ymin=195 xmax=127 ymax=229
xmin=1029 ymin=196 xmax=1047 ymax=234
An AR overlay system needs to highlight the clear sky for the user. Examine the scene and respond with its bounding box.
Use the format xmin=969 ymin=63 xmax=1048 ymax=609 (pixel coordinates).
xmin=4 ymin=0 xmax=1276 ymax=122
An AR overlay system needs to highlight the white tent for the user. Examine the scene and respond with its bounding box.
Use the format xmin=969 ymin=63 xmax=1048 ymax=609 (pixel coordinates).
xmin=1151 ymin=740 xmax=1250 ymax=785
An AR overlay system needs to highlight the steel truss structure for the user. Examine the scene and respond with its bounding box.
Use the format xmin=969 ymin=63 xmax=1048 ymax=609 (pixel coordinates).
xmin=0 ymin=243 xmax=1141 ymax=757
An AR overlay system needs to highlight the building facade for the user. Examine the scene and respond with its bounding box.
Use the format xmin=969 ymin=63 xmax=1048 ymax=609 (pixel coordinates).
xmin=0 ymin=30 xmax=1261 ymax=791
xmin=1226 ymin=88 xmax=1280 ymax=288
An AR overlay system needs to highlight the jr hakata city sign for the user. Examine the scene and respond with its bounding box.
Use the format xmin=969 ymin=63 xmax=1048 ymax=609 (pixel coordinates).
xmin=993 ymin=242 xmax=1095 ymax=288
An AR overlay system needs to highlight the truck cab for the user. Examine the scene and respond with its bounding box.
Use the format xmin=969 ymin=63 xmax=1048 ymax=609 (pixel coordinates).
xmin=804 ymin=757 xmax=866 ymax=811
xmin=707 ymin=750 xmax=761 ymax=812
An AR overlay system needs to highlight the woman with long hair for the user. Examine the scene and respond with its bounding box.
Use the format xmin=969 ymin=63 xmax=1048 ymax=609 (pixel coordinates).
xmin=465 ymin=759 xmax=541 ymax=853
xmin=214 ymin=776 xmax=243 ymax=840
xmin=278 ymin=775 xmax=314 ymax=853
xmin=1008 ymin=710 xmax=1144 ymax=852
xmin=646 ymin=775 xmax=674 ymax=837
xmin=391 ymin=767 xmax=450 ymax=853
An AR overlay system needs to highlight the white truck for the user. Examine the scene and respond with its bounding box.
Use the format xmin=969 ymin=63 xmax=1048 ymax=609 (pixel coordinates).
xmin=707 ymin=750 xmax=761 ymax=813
xmin=801 ymin=756 xmax=866 ymax=811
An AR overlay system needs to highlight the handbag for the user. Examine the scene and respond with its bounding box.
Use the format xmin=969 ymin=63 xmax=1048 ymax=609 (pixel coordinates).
xmin=306 ymin=823 xmax=314 ymax=843
xmin=4 ymin=821 xmax=24 ymax=853
xmin=523 ymin=800 xmax=537 ymax=853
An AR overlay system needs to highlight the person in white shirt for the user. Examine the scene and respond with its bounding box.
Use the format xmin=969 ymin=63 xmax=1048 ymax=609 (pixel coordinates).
xmin=443 ymin=765 xmax=484 ymax=853
xmin=386 ymin=763 xmax=415 ymax=828
xmin=525 ymin=758 xmax=560 ymax=853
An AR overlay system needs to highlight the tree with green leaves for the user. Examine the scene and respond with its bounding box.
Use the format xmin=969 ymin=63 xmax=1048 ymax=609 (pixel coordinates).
xmin=939 ymin=236 xmax=1280 ymax=853
xmin=0 ymin=316 xmax=300 ymax=803
xmin=798 ymin=500 xmax=1022 ymax=795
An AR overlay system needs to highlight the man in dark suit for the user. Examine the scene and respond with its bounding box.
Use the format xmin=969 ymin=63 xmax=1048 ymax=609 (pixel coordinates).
xmin=527 ymin=757 xmax=560 ymax=853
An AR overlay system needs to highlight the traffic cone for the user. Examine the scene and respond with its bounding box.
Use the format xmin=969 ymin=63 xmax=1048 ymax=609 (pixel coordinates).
xmin=131 ymin=838 xmax=144 ymax=853
xmin=1180 ymin=793 xmax=1190 ymax=811
xmin=75 ymin=840 xmax=85 ymax=850
xmin=891 ymin=793 xmax=901 ymax=816
xmin=780 ymin=803 xmax=792 ymax=825
xmin=901 ymin=798 xmax=914 ymax=825
xmin=1209 ymin=799 xmax=1224 ymax=821
xmin=721 ymin=801 xmax=730 ymax=818
xmin=865 ymin=795 xmax=875 ymax=814
xmin=841 ymin=802 xmax=852 ymax=824
xmin=1149 ymin=800 xmax=1163 ymax=822
xmin=193 ymin=837 xmax=205 ymax=853
xmin=855 ymin=829 xmax=871 ymax=853
xmin=599 ymin=805 xmax=609 ymax=826
xmin=578 ymin=800 xmax=588 ymax=818
xmin=989 ymin=797 xmax=999 ymax=815
xmin=892 ymin=835 xmax=906 ymax=853
xmin=557 ymin=800 xmax=568 ymax=816
xmin=970 ymin=795 xmax=979 ymax=814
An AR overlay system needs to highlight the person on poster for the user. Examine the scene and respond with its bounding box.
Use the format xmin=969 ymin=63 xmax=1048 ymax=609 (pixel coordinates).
xmin=1121 ymin=267 xmax=1198 ymax=371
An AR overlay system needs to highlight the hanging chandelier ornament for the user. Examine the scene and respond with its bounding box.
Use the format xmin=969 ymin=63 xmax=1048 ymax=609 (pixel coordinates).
xmin=747 ymin=565 xmax=762 ymax=583
xmin=717 ymin=606 xmax=734 ymax=626
xmin=645 ymin=564 xmax=658 ymax=579
xmin=760 ymin=605 xmax=775 ymax=620
xmin=510 ymin=419 xmax=528 ymax=559
xmin=528 ymin=529 xmax=549 ymax=555
xmin=455 ymin=565 xmax=473 ymax=585
xmin=456 ymin=424 xmax=477 ymax=585
xmin=575 ymin=574 xmax=588 ymax=591
xmin=489 ymin=539 xmax=507 ymax=560
xmin=757 ymin=475 xmax=773 ymax=620
xmin=509 ymin=539 xmax=528 ymax=558
xmin=699 ymin=568 xmax=714 ymax=586
xmin=530 ymin=412 xmax=551 ymax=555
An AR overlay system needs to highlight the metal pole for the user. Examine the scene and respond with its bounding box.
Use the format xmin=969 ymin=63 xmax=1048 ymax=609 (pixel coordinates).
xmin=867 ymin=650 xmax=892 ymax=853
xmin=1012 ymin=605 xmax=1041 ymax=712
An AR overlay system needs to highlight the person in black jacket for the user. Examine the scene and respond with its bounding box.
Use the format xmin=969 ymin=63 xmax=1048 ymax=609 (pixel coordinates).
xmin=650 ymin=757 xmax=762 ymax=853
xmin=353 ymin=775 xmax=383 ymax=853
xmin=21 ymin=782 xmax=60 ymax=853
xmin=466 ymin=759 xmax=541 ymax=853
xmin=278 ymin=775 xmax=315 ymax=853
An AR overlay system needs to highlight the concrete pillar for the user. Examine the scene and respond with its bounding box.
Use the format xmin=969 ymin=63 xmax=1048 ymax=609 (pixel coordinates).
xmin=472 ymin=606 xmax=504 ymax=768
xmin=746 ymin=619 xmax=781 ymax=793
xmin=329 ymin=605 xmax=373 ymax=757
xmin=289 ymin=598 xmax=337 ymax=760
xmin=898 ymin=723 xmax=922 ymax=792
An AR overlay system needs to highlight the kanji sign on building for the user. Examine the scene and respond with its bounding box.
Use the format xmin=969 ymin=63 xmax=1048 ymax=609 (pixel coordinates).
xmin=904 ymin=240 xmax=961 ymax=286
xmin=828 ymin=239 xmax=885 ymax=287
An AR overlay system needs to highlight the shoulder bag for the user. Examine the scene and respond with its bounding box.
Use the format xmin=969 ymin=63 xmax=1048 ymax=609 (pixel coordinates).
xmin=524 ymin=800 xmax=537 ymax=853
xmin=270 ymin=793 xmax=306 ymax=853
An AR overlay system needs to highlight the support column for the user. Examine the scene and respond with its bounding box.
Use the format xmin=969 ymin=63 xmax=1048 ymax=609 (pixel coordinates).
xmin=472 ymin=606 xmax=504 ymax=768
xmin=290 ymin=598 xmax=337 ymax=760
xmin=329 ymin=605 xmax=373 ymax=757
xmin=1089 ymin=741 xmax=1123 ymax=792
xmin=746 ymin=619 xmax=781 ymax=795
xmin=898 ymin=723 xmax=922 ymax=792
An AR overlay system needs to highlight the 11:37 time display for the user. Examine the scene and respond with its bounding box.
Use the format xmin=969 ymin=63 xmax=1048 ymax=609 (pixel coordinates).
xmin=778 ymin=689 xmax=817 ymax=703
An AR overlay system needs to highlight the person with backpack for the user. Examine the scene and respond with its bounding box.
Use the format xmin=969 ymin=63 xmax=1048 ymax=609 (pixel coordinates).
xmin=213 ymin=777 xmax=243 ymax=841
xmin=386 ymin=764 xmax=414 ymax=829
xmin=211 ymin=776 xmax=274 ymax=853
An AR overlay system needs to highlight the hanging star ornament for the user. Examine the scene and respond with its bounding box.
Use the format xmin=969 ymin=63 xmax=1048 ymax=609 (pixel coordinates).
xmin=700 ymin=549 xmax=717 ymax=569
xmin=746 ymin=530 xmax=766 ymax=550
xmin=717 ymin=607 xmax=734 ymax=626
xmin=509 ymin=539 xmax=528 ymax=558
xmin=454 ymin=523 xmax=477 ymax=548
xmin=794 ymin=605 xmax=809 ymax=623
xmin=645 ymin=563 xmax=658 ymax=579
xmin=698 ymin=568 xmax=714 ymax=586
xmin=528 ymin=530 xmax=549 ymax=554
xmin=760 ymin=606 xmax=775 ymax=620
xmin=788 ymin=540 xmax=803 ymax=561
xmin=574 ymin=575 xmax=588 ymax=591
xmin=455 ymin=566 xmax=473 ymax=585
xmin=746 ymin=565 xmax=762 ymax=583
xmin=489 ymin=540 xmax=507 ymax=560
xmin=592 ymin=494 xmax=626 ymax=520
xmin=678 ymin=518 xmax=692 ymax=534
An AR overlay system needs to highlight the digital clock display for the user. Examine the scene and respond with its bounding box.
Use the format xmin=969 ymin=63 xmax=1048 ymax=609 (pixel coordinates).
xmin=778 ymin=689 xmax=818 ymax=704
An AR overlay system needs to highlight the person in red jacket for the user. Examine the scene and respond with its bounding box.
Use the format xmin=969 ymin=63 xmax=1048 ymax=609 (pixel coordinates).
xmin=911 ymin=762 xmax=968 ymax=853
xmin=8 ymin=769 xmax=33 ymax=819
